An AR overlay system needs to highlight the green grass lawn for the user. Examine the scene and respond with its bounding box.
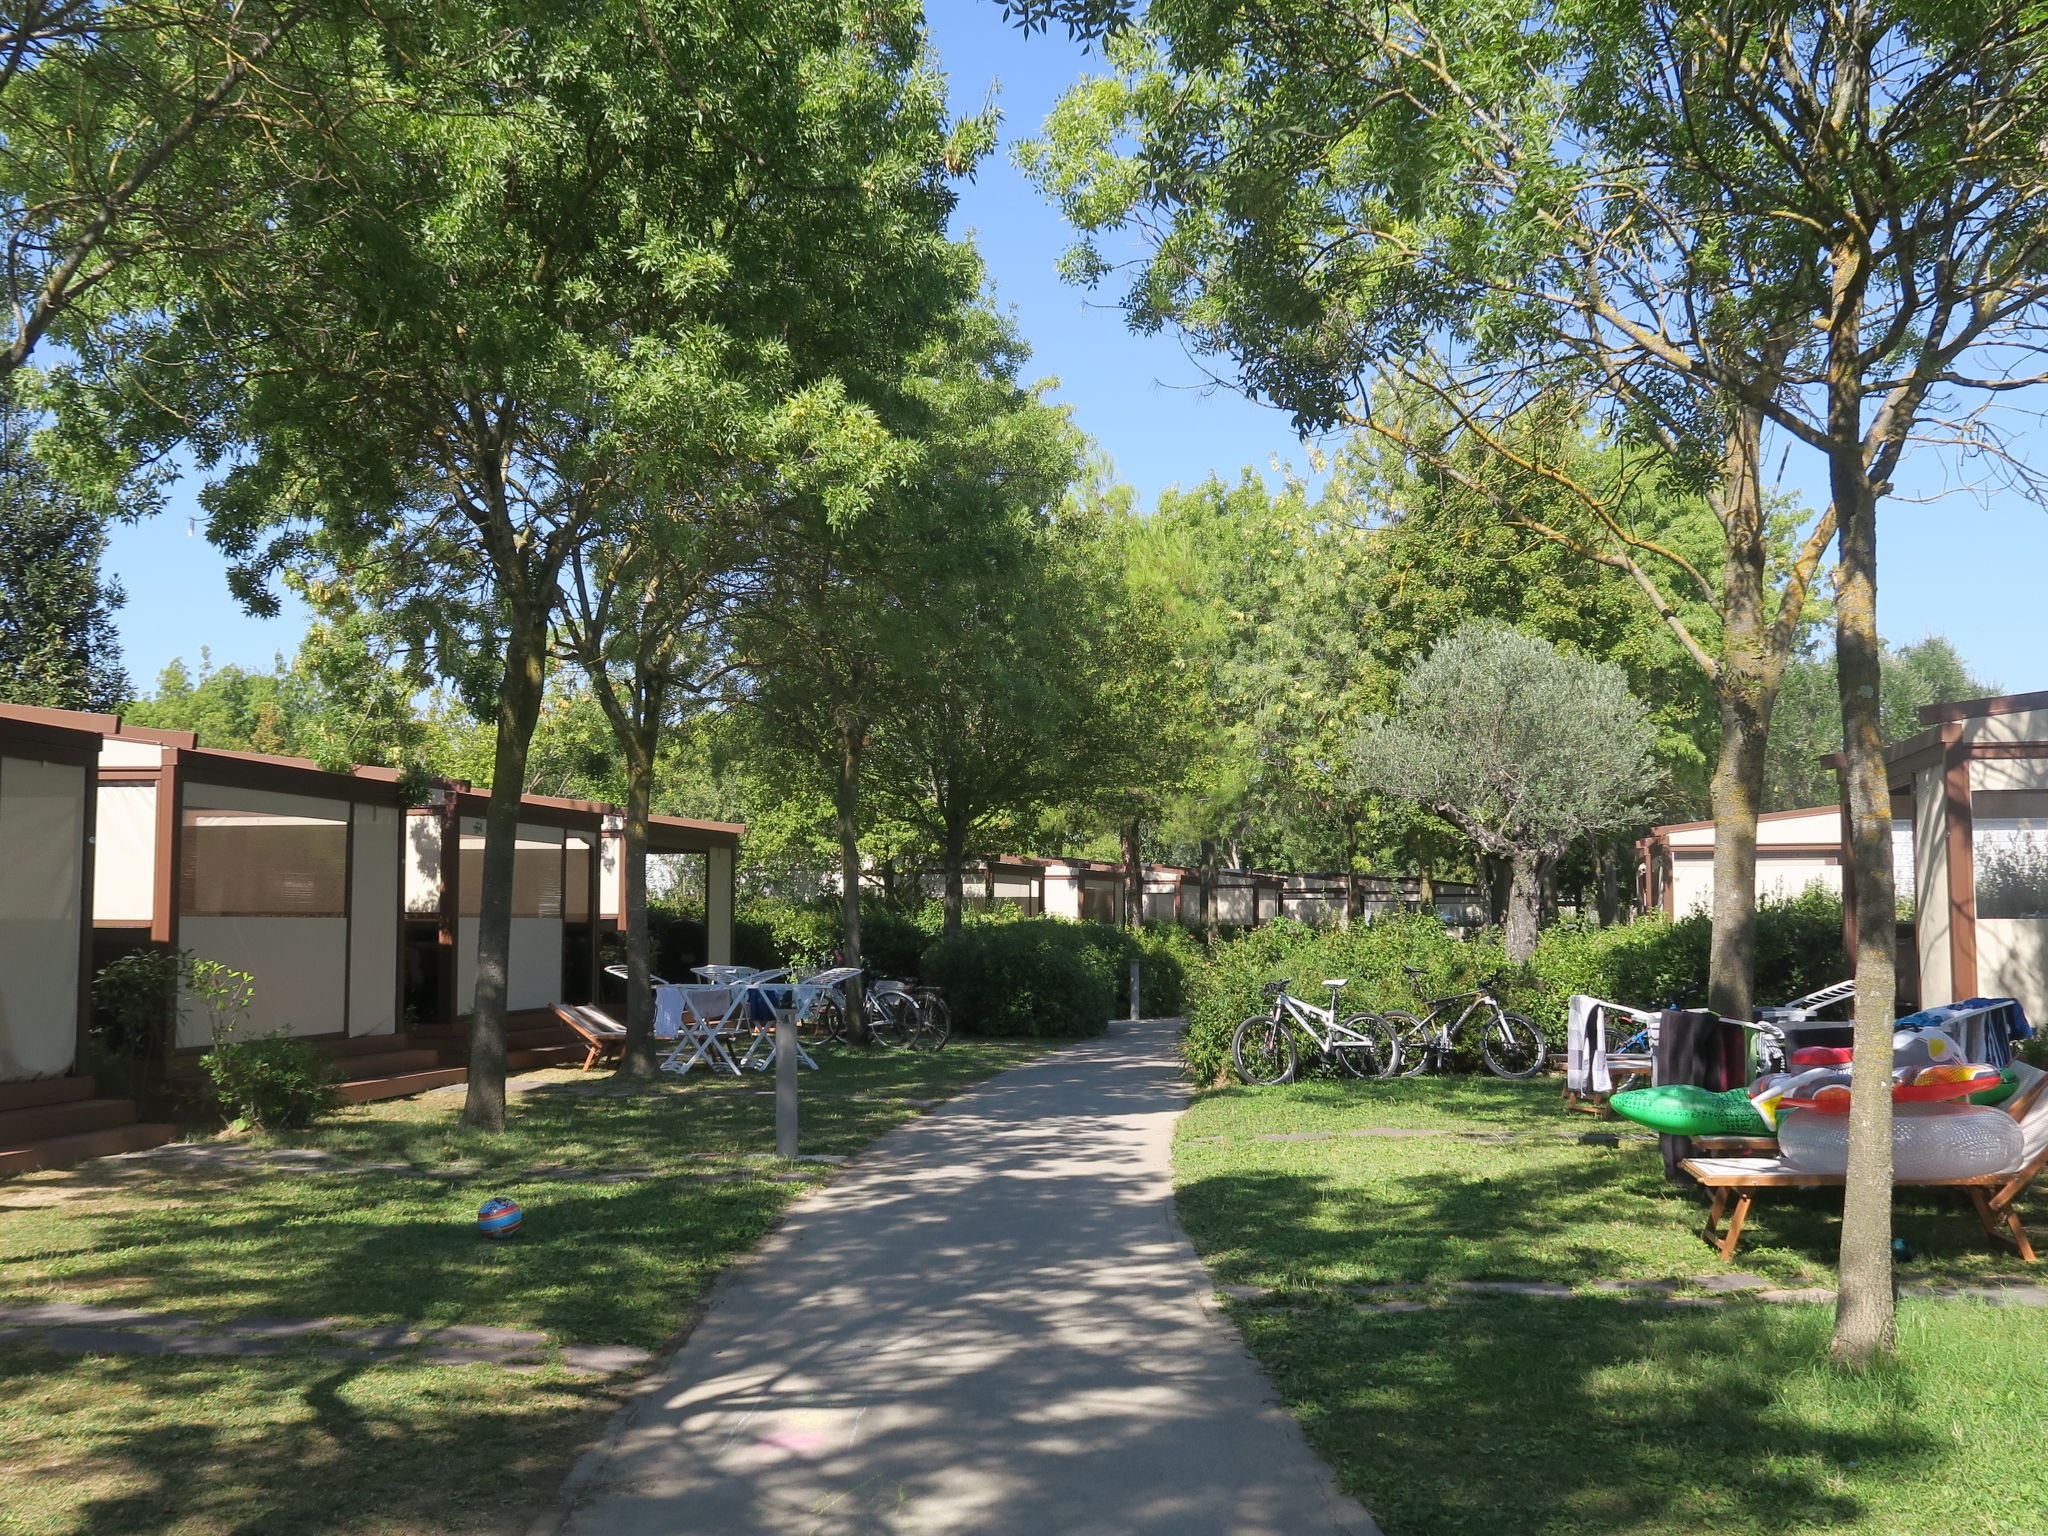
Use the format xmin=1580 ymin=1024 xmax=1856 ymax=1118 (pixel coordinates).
xmin=0 ymin=1040 xmax=1052 ymax=1536
xmin=1176 ymin=1075 xmax=2048 ymax=1536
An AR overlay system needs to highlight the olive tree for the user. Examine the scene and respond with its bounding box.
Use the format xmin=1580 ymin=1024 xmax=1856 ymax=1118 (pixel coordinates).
xmin=1352 ymin=623 xmax=1656 ymax=959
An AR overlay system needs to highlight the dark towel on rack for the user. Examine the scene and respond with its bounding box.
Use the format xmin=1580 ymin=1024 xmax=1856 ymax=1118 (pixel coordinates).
xmin=1654 ymin=1008 xmax=1747 ymax=1183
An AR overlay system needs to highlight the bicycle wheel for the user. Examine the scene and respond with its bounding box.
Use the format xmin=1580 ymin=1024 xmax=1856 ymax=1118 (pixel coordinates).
xmin=802 ymin=996 xmax=847 ymax=1047
xmin=1377 ymin=1011 xmax=1431 ymax=1076
xmin=1332 ymin=1014 xmax=1399 ymax=1078
xmin=867 ymin=988 xmax=917 ymax=1049
xmin=1482 ymin=1009 xmax=1547 ymax=1078
xmin=1231 ymin=1015 xmax=1298 ymax=1085
xmin=913 ymin=992 xmax=951 ymax=1052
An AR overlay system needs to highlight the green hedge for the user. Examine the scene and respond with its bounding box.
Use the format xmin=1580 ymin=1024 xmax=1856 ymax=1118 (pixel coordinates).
xmin=730 ymin=895 xmax=1197 ymax=1032
xmin=1181 ymin=890 xmax=1847 ymax=1083
xmin=924 ymin=922 xmax=1121 ymax=1036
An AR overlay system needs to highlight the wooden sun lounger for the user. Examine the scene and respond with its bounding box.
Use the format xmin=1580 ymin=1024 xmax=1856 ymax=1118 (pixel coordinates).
xmin=551 ymin=1002 xmax=628 ymax=1070
xmin=1682 ymin=1075 xmax=2048 ymax=1263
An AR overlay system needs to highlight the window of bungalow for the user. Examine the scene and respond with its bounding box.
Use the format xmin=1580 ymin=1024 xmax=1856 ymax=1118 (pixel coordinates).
xmin=1890 ymin=796 xmax=1917 ymax=918
xmin=180 ymin=804 xmax=348 ymax=917
xmin=1972 ymin=791 xmax=2048 ymax=920
xmin=458 ymin=824 xmax=566 ymax=919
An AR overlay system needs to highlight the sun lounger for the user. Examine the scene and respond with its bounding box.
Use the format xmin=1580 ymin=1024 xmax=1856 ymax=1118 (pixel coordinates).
xmin=1682 ymin=1065 xmax=2048 ymax=1261
xmin=551 ymin=1002 xmax=629 ymax=1070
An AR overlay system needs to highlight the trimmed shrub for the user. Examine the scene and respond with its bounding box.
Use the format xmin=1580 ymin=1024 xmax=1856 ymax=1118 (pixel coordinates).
xmin=199 ymin=1034 xmax=341 ymax=1131
xmin=1179 ymin=889 xmax=1848 ymax=1083
xmin=734 ymin=897 xmax=841 ymax=971
xmin=923 ymin=921 xmax=1120 ymax=1036
xmin=1183 ymin=913 xmax=1508 ymax=1084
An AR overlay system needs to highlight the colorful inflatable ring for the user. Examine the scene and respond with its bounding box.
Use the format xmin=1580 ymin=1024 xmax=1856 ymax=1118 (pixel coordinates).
xmin=1779 ymin=1070 xmax=2005 ymax=1115
xmin=1608 ymin=1084 xmax=1772 ymax=1137
xmin=1967 ymin=1067 xmax=2020 ymax=1108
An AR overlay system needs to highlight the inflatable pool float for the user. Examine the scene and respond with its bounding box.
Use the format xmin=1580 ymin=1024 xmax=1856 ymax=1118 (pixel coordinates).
xmin=1968 ymin=1067 xmax=2020 ymax=1108
xmin=1779 ymin=1101 xmax=2022 ymax=1179
xmin=1608 ymin=1084 xmax=1771 ymax=1137
xmin=1777 ymin=1069 xmax=2004 ymax=1114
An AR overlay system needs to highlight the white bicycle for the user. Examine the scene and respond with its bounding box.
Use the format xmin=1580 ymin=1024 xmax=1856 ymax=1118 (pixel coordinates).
xmin=1231 ymin=978 xmax=1402 ymax=1084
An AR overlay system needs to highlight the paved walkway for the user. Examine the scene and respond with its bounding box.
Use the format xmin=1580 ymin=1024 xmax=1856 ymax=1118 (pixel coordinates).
xmin=542 ymin=1017 xmax=1378 ymax=1536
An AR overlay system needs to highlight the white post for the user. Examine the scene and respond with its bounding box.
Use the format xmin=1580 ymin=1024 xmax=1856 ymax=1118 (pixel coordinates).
xmin=1129 ymin=959 xmax=1142 ymax=1022
xmin=776 ymin=1002 xmax=798 ymax=1157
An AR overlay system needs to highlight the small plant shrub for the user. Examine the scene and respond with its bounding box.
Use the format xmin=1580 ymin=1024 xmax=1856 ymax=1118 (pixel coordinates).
xmin=923 ymin=921 xmax=1120 ymax=1036
xmin=90 ymin=948 xmax=184 ymax=1059
xmin=199 ymin=1034 xmax=341 ymax=1131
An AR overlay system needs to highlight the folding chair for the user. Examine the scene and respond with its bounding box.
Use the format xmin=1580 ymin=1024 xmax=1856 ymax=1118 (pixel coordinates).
xmin=656 ymin=983 xmax=747 ymax=1075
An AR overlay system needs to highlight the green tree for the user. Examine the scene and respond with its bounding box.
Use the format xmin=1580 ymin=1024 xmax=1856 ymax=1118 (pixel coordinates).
xmin=73 ymin=0 xmax=979 ymax=1130
xmin=1764 ymin=637 xmax=1996 ymax=812
xmin=0 ymin=395 xmax=125 ymax=707
xmin=1352 ymin=623 xmax=1657 ymax=960
xmin=1020 ymin=0 xmax=2048 ymax=1362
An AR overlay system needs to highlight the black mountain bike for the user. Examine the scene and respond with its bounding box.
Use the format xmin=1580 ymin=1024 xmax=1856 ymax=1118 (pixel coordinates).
xmin=1376 ymin=966 xmax=1546 ymax=1079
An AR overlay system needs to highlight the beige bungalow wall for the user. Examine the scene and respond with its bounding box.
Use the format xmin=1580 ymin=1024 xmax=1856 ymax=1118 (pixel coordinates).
xmin=1652 ymin=806 xmax=1847 ymax=917
xmin=171 ymin=786 xmax=402 ymax=1048
xmin=0 ymin=754 xmax=89 ymax=1080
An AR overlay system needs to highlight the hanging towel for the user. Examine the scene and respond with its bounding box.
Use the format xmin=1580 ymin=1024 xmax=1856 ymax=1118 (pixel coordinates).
xmin=1566 ymin=994 xmax=1614 ymax=1094
xmin=1655 ymin=1008 xmax=1748 ymax=1183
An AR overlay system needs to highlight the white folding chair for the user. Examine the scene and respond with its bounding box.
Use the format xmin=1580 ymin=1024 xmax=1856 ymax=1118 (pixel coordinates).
xmin=656 ymin=983 xmax=746 ymax=1075
xmin=736 ymin=979 xmax=828 ymax=1072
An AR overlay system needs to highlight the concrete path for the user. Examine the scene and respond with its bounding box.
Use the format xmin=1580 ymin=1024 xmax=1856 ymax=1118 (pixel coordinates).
xmin=542 ymin=1017 xmax=1378 ymax=1536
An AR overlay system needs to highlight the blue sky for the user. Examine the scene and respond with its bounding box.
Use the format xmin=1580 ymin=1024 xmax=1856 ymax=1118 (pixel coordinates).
xmin=102 ymin=0 xmax=2047 ymax=694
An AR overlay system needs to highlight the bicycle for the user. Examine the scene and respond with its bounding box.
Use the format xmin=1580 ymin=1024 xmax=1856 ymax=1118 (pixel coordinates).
xmin=807 ymin=977 xmax=921 ymax=1047
xmin=904 ymin=982 xmax=950 ymax=1052
xmin=1231 ymin=978 xmax=1401 ymax=1085
xmin=1377 ymin=966 xmax=1545 ymax=1079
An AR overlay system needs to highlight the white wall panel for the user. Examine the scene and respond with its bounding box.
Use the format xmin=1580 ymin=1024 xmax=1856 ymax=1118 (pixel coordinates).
xmin=0 ymin=757 xmax=85 ymax=1079
xmin=349 ymin=803 xmax=400 ymax=1036
xmin=93 ymin=782 xmax=157 ymax=922
xmin=177 ymin=916 xmax=347 ymax=1045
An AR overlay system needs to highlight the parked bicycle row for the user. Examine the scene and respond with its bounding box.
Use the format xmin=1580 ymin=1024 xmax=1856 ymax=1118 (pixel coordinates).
xmin=1230 ymin=966 xmax=1544 ymax=1084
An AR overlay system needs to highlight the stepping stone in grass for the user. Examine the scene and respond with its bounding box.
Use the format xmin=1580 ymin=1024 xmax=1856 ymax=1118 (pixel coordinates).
xmin=561 ymin=1343 xmax=655 ymax=1375
xmin=1690 ymin=1273 xmax=1773 ymax=1292
xmin=427 ymin=1325 xmax=550 ymax=1349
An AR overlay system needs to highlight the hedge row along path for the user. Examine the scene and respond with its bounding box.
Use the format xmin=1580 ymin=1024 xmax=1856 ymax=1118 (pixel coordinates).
xmin=536 ymin=1017 xmax=1378 ymax=1536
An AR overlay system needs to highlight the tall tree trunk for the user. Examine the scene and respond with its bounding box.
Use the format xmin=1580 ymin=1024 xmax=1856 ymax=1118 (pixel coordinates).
xmin=1199 ymin=836 xmax=1220 ymax=943
xmin=1340 ymin=812 xmax=1360 ymax=929
xmin=1707 ymin=403 xmax=1777 ymax=1023
xmin=1122 ymin=816 xmax=1143 ymax=930
xmin=1828 ymin=251 xmax=1897 ymax=1363
xmin=942 ymin=831 xmax=967 ymax=939
xmin=1418 ymin=862 xmax=1435 ymax=916
xmin=615 ymin=721 xmax=659 ymax=1078
xmin=833 ymin=725 xmax=867 ymax=1038
xmin=461 ymin=612 xmax=549 ymax=1132
xmin=1594 ymin=837 xmax=1620 ymax=927
xmin=1831 ymin=468 xmax=1898 ymax=1364
xmin=1503 ymin=849 xmax=1545 ymax=962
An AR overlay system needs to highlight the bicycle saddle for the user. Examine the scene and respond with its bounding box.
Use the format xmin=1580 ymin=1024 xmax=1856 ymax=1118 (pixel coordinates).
xmin=1322 ymin=978 xmax=1348 ymax=989
xmin=1402 ymin=965 xmax=1426 ymax=977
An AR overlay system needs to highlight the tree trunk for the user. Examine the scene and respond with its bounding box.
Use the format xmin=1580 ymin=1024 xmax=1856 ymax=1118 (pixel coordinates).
xmin=1481 ymin=852 xmax=1510 ymax=928
xmin=1122 ymin=816 xmax=1143 ymax=930
xmin=1594 ymin=838 xmax=1620 ymax=927
xmin=1418 ymin=862 xmax=1435 ymax=916
xmin=941 ymin=835 xmax=966 ymax=939
xmin=461 ymin=612 xmax=549 ymax=1132
xmin=1199 ymin=837 xmax=1220 ymax=943
xmin=1503 ymin=849 xmax=1545 ymax=962
xmin=1340 ymin=812 xmax=1360 ymax=929
xmin=1706 ymin=403 xmax=1778 ymax=1023
xmin=615 ymin=724 xmax=659 ymax=1078
xmin=1828 ymin=274 xmax=1898 ymax=1363
xmin=833 ymin=726 xmax=866 ymax=1039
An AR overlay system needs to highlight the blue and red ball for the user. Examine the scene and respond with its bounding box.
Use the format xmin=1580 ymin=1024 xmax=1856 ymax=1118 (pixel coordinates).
xmin=477 ymin=1197 xmax=523 ymax=1238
